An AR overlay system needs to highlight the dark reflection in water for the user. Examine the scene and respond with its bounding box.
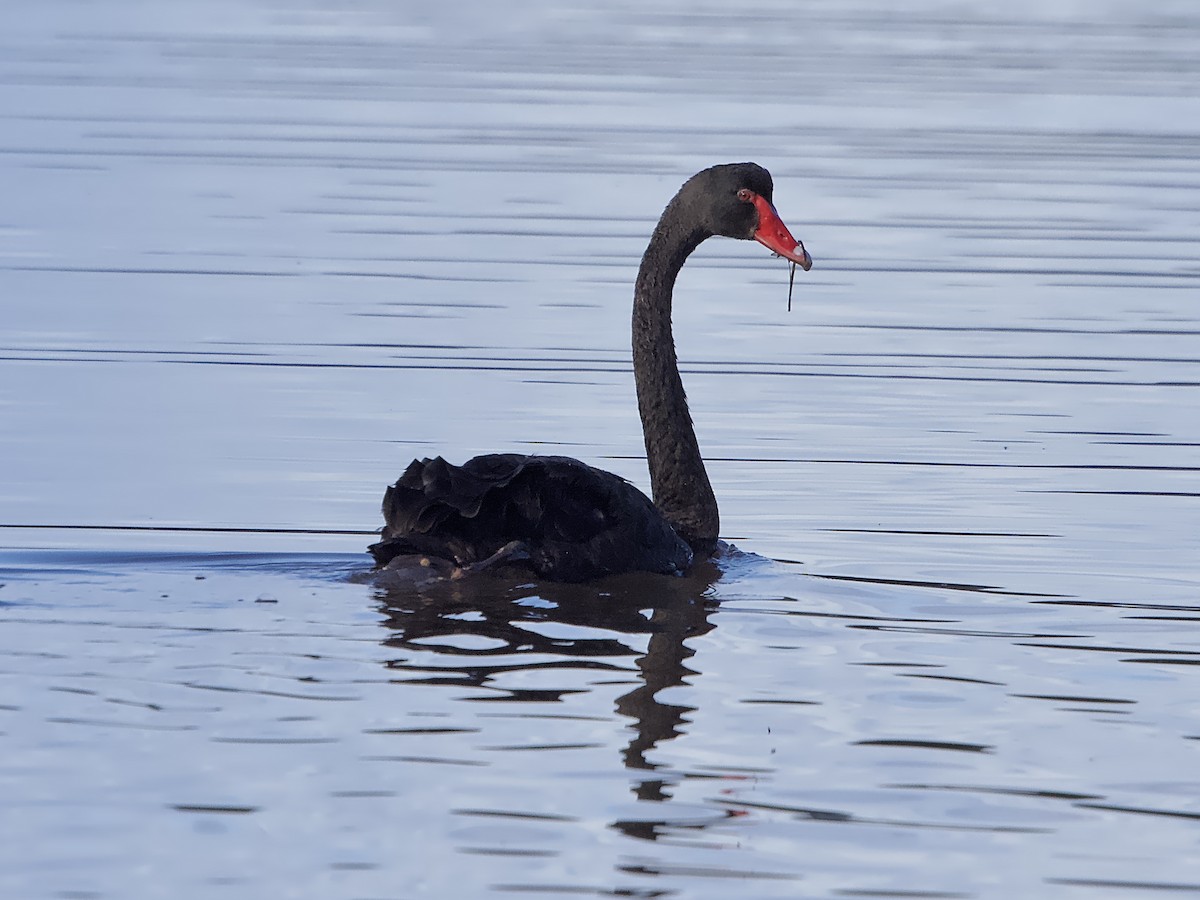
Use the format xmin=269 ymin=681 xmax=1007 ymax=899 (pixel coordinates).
xmin=372 ymin=562 xmax=720 ymax=806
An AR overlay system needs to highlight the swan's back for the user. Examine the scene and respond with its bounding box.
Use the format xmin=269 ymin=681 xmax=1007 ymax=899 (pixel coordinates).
xmin=368 ymin=454 xmax=692 ymax=582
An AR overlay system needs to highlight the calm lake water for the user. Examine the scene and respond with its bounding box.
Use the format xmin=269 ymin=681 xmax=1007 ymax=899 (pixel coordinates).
xmin=2 ymin=1 xmax=1198 ymax=898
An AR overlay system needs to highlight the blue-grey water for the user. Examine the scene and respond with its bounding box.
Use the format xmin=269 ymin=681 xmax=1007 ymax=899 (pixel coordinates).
xmin=1 ymin=2 xmax=1198 ymax=898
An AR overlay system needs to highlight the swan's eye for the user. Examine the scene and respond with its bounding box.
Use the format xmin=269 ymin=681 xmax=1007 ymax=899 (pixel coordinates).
xmin=737 ymin=188 xmax=754 ymax=202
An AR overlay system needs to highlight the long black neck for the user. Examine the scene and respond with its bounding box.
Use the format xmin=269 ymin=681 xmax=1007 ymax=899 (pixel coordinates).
xmin=632 ymin=202 xmax=719 ymax=554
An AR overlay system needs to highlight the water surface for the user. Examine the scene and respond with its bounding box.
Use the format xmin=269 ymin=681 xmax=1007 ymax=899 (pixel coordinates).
xmin=1 ymin=1 xmax=1198 ymax=898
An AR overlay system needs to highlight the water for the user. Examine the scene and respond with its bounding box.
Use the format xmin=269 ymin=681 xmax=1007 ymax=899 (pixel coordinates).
xmin=2 ymin=1 xmax=1199 ymax=897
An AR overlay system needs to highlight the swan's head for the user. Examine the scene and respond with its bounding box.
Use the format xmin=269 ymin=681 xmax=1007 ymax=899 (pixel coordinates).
xmin=685 ymin=162 xmax=812 ymax=271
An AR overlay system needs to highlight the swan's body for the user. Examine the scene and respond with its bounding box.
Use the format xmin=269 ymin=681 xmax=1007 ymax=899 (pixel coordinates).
xmin=369 ymin=162 xmax=811 ymax=582
xmin=370 ymin=454 xmax=692 ymax=582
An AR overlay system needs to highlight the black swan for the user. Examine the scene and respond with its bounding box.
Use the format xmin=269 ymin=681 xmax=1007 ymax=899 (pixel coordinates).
xmin=369 ymin=162 xmax=811 ymax=582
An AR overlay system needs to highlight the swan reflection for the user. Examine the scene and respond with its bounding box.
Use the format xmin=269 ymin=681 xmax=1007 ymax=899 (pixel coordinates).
xmin=371 ymin=560 xmax=721 ymax=803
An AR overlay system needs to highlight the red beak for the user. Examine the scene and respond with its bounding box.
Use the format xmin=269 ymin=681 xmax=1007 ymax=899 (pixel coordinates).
xmin=750 ymin=194 xmax=812 ymax=271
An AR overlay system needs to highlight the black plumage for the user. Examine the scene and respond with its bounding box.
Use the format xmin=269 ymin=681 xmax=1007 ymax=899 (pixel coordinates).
xmin=369 ymin=454 xmax=692 ymax=582
xmin=369 ymin=163 xmax=811 ymax=582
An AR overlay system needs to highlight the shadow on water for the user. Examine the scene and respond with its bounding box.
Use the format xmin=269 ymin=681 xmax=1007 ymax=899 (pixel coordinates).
xmin=367 ymin=558 xmax=723 ymax=806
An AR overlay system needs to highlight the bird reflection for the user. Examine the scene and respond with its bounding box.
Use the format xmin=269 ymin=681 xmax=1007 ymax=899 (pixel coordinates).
xmin=370 ymin=558 xmax=721 ymax=802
